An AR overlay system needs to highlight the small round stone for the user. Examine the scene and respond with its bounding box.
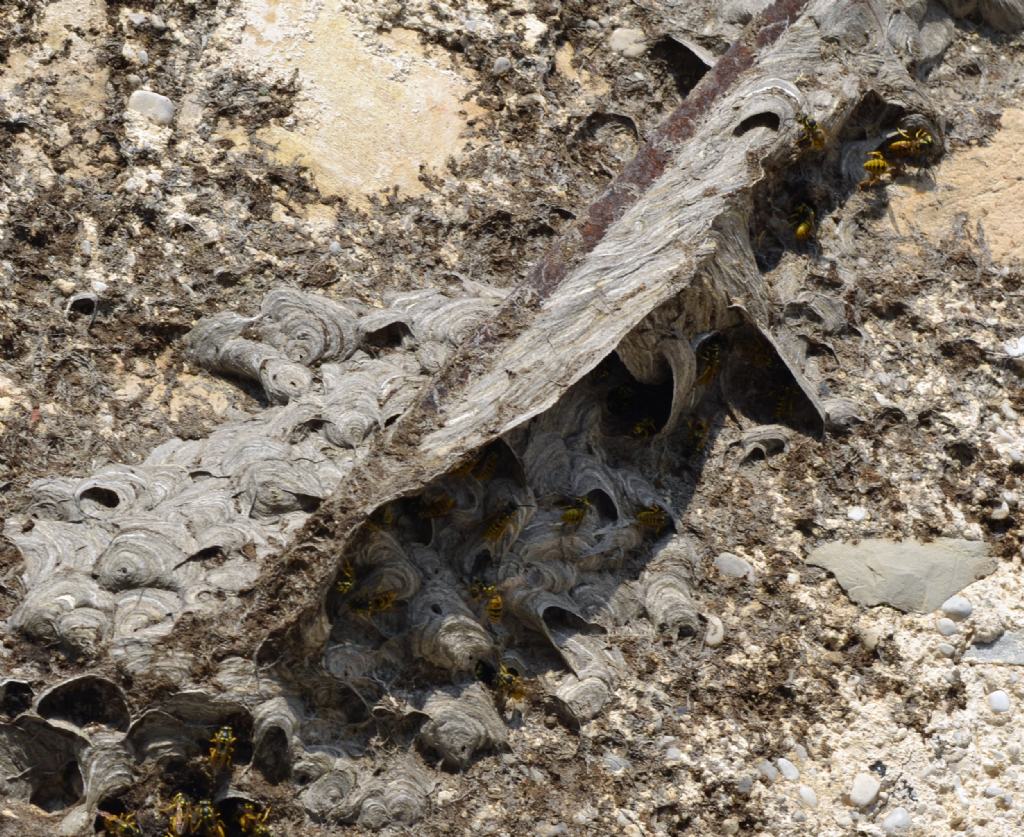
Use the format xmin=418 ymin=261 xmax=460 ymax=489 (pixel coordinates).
xmin=941 ymin=595 xmax=973 ymax=620
xmin=492 ymin=56 xmax=512 ymax=75
xmin=714 ymin=552 xmax=755 ymax=581
xmin=608 ymin=27 xmax=648 ymax=57
xmin=705 ymin=615 xmax=725 ymax=647
xmin=798 ymin=785 xmax=818 ymax=808
xmin=127 ymin=89 xmax=175 ymax=126
xmin=664 ymin=747 xmax=683 ymax=764
xmin=936 ymin=643 xmax=956 ymax=657
xmin=936 ymin=617 xmax=958 ymax=636
xmin=758 ymin=760 xmax=780 ymax=783
xmin=881 ymin=807 xmax=911 ymax=834
xmin=850 ymin=773 xmax=880 ymax=808
xmin=847 ymin=505 xmax=868 ymax=521
xmin=776 ymin=758 xmax=800 ymax=781
xmin=988 ymin=690 xmax=1011 ymax=713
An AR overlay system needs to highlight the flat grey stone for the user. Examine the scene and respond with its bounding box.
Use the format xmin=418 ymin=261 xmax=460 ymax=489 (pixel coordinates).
xmin=806 ymin=538 xmax=995 ymax=613
xmin=964 ymin=632 xmax=1024 ymax=665
xmin=127 ymin=89 xmax=175 ymax=126
xmin=714 ymin=552 xmax=755 ymax=581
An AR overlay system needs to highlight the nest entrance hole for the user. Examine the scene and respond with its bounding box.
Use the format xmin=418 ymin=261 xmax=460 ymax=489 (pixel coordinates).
xmin=598 ymin=354 xmax=674 ymax=438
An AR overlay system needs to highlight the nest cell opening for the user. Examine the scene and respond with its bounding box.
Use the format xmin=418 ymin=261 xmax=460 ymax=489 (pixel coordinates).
xmin=37 ymin=676 xmax=131 ymax=731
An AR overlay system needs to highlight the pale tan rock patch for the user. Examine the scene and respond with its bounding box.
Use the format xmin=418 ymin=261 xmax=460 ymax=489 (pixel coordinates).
xmin=223 ymin=0 xmax=481 ymax=205
xmin=891 ymin=109 xmax=1024 ymax=263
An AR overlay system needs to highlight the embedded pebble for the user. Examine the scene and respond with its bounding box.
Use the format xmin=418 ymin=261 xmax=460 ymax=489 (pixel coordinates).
xmin=758 ymin=760 xmax=780 ymax=782
xmin=984 ymin=785 xmax=1004 ymax=797
xmin=664 ymin=747 xmax=683 ymax=764
xmin=714 ymin=552 xmax=755 ymax=581
xmin=608 ymin=27 xmax=648 ymax=57
xmin=492 ymin=56 xmax=512 ymax=75
xmin=127 ymin=89 xmax=175 ymax=126
xmin=847 ymin=505 xmax=868 ymax=521
xmin=798 ymin=785 xmax=818 ymax=808
xmin=602 ymin=752 xmax=631 ymax=774
xmin=881 ymin=807 xmax=911 ymax=834
xmin=850 ymin=772 xmax=880 ymax=808
xmin=988 ymin=690 xmax=1011 ymax=713
xmin=535 ymin=823 xmax=568 ymax=837
xmin=858 ymin=625 xmax=883 ymax=651
xmin=1005 ymin=336 xmax=1024 ymax=357
xmin=776 ymin=758 xmax=800 ymax=781
xmin=990 ymin=500 xmax=1010 ymax=520
xmin=937 ymin=642 xmax=956 ymax=657
xmin=704 ymin=615 xmax=725 ymax=647
xmin=936 ymin=617 xmax=958 ymax=636
xmin=941 ymin=595 xmax=972 ymax=620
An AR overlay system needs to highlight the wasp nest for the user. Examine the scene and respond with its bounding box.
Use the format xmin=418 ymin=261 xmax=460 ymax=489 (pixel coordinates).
xmin=1 ymin=0 xmax=944 ymax=829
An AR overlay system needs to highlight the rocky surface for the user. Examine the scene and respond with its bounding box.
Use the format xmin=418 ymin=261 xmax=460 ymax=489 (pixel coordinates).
xmin=2 ymin=1 xmax=1024 ymax=836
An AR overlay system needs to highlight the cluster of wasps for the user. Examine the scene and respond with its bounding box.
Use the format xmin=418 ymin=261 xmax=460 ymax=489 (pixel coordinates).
xmin=99 ymin=727 xmax=272 ymax=836
xmin=860 ymin=126 xmax=934 ymax=188
xmin=788 ymin=114 xmax=936 ymax=240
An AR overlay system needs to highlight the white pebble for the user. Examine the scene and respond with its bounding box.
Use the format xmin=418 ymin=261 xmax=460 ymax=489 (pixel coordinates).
xmin=847 ymin=505 xmax=868 ymax=521
xmin=941 ymin=595 xmax=973 ymax=620
xmin=798 ymin=785 xmax=818 ymax=808
xmin=936 ymin=617 xmax=958 ymax=636
xmin=608 ymin=27 xmax=648 ymax=57
xmin=881 ymin=807 xmax=911 ymax=834
xmin=704 ymin=615 xmax=725 ymax=647
xmin=714 ymin=552 xmax=755 ymax=581
xmin=984 ymin=785 xmax=1004 ymax=797
xmin=776 ymin=758 xmax=800 ymax=781
xmin=127 ymin=89 xmax=175 ymax=126
xmin=664 ymin=747 xmax=683 ymax=764
xmin=758 ymin=760 xmax=780 ymax=783
xmin=990 ymin=500 xmax=1010 ymax=521
xmin=988 ymin=690 xmax=1011 ymax=713
xmin=492 ymin=56 xmax=512 ymax=75
xmin=936 ymin=643 xmax=956 ymax=657
xmin=1003 ymin=336 xmax=1024 ymax=357
xmin=849 ymin=773 xmax=880 ymax=808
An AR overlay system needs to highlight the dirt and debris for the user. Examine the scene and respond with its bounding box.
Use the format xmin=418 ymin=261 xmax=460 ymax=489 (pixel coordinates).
xmin=2 ymin=1 xmax=1024 ymax=836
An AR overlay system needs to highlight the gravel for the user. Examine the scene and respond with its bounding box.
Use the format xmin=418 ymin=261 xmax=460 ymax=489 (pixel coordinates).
xmin=941 ymin=595 xmax=973 ymax=620
xmin=776 ymin=758 xmax=800 ymax=781
xmin=881 ymin=807 xmax=911 ymax=834
xmin=758 ymin=760 xmax=780 ymax=783
xmin=849 ymin=773 xmax=881 ymax=808
xmin=713 ymin=552 xmax=755 ymax=581
xmin=798 ymin=786 xmax=818 ymax=808
xmin=988 ymin=690 xmax=1011 ymax=713
xmin=126 ymin=89 xmax=176 ymax=126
